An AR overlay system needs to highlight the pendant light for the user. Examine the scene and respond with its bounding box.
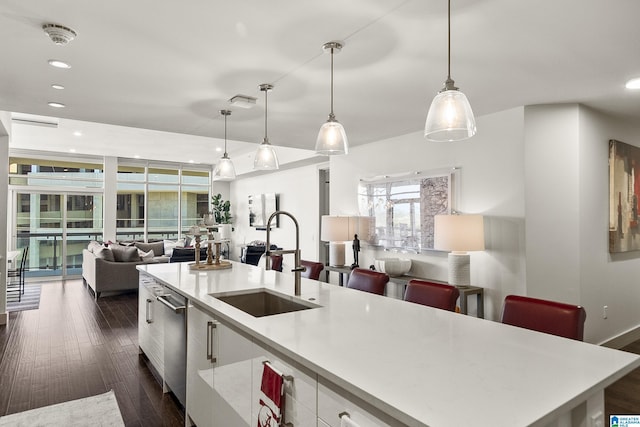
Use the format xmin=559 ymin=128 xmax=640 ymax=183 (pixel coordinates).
xmin=424 ymin=0 xmax=476 ymax=142
xmin=315 ymin=41 xmax=348 ymax=155
xmin=212 ymin=109 xmax=236 ymax=181
xmin=254 ymin=83 xmax=279 ymax=170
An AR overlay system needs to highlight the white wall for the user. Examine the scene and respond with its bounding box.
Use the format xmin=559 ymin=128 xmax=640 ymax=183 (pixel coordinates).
xmin=230 ymin=164 xmax=321 ymax=267
xmin=0 ymin=113 xmax=9 ymax=324
xmin=329 ymin=107 xmax=527 ymax=318
xmin=522 ymin=104 xmax=640 ymax=344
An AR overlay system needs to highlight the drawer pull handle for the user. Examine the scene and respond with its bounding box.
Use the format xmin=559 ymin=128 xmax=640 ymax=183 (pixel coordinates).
xmin=206 ymin=321 xmax=217 ymax=363
xmin=145 ymin=298 xmax=153 ymax=323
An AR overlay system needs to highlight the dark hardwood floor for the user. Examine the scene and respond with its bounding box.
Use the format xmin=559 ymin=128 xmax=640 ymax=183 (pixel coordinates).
xmin=1 ymin=279 xmax=639 ymax=425
xmin=0 ymin=279 xmax=184 ymax=426
xmin=606 ymin=339 xmax=640 ymax=419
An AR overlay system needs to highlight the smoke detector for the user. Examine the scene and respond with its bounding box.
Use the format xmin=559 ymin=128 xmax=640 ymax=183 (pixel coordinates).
xmin=42 ymin=23 xmax=77 ymax=45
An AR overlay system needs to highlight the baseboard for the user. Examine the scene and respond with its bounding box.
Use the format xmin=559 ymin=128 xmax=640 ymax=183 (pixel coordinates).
xmin=600 ymin=324 xmax=640 ymax=349
xmin=0 ymin=311 xmax=7 ymax=325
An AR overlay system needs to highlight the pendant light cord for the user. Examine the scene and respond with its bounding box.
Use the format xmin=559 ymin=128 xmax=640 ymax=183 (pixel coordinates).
xmin=447 ymin=0 xmax=451 ymax=81
xmin=330 ymin=47 xmax=335 ymax=116
xmin=223 ymin=113 xmax=228 ymax=155
xmin=264 ymin=88 xmax=268 ymax=141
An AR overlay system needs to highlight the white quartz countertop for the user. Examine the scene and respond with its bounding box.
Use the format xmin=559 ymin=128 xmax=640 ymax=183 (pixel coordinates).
xmin=138 ymin=261 xmax=640 ymax=427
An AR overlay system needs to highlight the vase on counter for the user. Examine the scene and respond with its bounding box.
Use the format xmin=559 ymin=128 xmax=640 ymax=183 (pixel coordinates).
xmin=203 ymin=213 xmax=215 ymax=226
xmin=218 ymin=223 xmax=232 ymax=240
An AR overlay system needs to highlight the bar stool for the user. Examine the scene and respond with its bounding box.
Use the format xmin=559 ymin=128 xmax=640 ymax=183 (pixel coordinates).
xmin=300 ymin=260 xmax=324 ymax=280
xmin=403 ymin=279 xmax=459 ymax=311
xmin=7 ymin=246 xmax=28 ymax=300
xmin=500 ymin=295 xmax=587 ymax=340
xmin=346 ymin=268 xmax=389 ymax=295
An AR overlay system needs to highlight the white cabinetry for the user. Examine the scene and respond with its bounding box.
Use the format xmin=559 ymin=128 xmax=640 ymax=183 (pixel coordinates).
xmin=318 ymin=377 xmax=395 ymax=427
xmin=186 ymin=302 xmax=254 ymax=427
xmin=138 ymin=273 xmax=165 ymax=377
xmin=251 ymin=341 xmax=317 ymax=427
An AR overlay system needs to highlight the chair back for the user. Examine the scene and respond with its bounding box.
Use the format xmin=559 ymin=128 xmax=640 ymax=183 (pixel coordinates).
xmin=20 ymin=246 xmax=29 ymax=270
xmin=300 ymin=260 xmax=324 ymax=280
xmin=404 ymin=280 xmax=459 ymax=311
xmin=269 ymin=254 xmax=283 ymax=272
xmin=501 ymin=295 xmax=586 ymax=340
xmin=347 ymin=268 xmax=389 ymax=295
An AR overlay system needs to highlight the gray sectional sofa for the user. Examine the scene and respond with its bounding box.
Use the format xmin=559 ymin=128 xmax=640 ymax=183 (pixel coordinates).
xmin=82 ymin=241 xmax=169 ymax=299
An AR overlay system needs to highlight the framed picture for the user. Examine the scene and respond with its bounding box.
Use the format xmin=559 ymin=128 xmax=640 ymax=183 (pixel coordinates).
xmin=249 ymin=193 xmax=279 ymax=229
xmin=358 ymin=168 xmax=458 ymax=252
xmin=609 ymin=139 xmax=640 ymax=252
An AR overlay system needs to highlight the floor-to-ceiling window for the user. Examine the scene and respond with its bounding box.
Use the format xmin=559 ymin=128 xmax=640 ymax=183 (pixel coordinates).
xmin=117 ymin=162 xmax=212 ymax=242
xmin=9 ymin=156 xmax=104 ymax=277
xmin=9 ymin=154 xmax=212 ymax=279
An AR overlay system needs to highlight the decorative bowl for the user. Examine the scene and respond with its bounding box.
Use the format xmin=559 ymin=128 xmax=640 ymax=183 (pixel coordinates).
xmin=374 ymin=258 xmax=412 ymax=277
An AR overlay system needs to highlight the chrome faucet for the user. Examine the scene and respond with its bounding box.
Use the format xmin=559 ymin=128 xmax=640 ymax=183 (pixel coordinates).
xmin=265 ymin=210 xmax=304 ymax=296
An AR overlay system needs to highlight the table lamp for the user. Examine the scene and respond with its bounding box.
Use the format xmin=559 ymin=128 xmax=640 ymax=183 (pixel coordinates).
xmin=321 ymin=216 xmax=351 ymax=267
xmin=434 ymin=214 xmax=485 ymax=287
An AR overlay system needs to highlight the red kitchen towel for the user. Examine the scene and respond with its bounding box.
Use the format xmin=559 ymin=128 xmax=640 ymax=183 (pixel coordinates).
xmin=257 ymin=362 xmax=284 ymax=427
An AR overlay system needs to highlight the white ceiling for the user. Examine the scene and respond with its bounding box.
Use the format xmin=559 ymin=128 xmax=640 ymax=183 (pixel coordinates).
xmin=2 ymin=0 xmax=640 ymax=171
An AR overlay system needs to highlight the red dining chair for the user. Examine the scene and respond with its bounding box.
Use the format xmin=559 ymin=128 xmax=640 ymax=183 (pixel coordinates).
xmin=403 ymin=279 xmax=459 ymax=312
xmin=268 ymin=254 xmax=283 ymax=272
xmin=300 ymin=260 xmax=324 ymax=280
xmin=500 ymin=295 xmax=587 ymax=340
xmin=346 ymin=268 xmax=389 ymax=295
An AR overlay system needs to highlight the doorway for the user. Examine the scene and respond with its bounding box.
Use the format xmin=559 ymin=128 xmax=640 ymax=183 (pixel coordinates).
xmin=318 ymin=168 xmax=330 ymax=266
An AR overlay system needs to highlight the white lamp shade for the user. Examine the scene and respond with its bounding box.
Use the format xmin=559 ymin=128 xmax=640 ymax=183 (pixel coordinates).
xmin=254 ymin=142 xmax=279 ymax=170
xmin=212 ymin=156 xmax=236 ymax=181
xmin=321 ymin=216 xmax=351 ymax=242
xmin=315 ymin=120 xmax=349 ymax=155
xmin=424 ymin=89 xmax=476 ymax=142
xmin=434 ymin=214 xmax=485 ymax=252
xmin=348 ymin=216 xmax=374 ymax=241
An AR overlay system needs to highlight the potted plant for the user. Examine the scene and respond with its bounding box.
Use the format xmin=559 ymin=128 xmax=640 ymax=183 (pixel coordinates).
xmin=210 ymin=193 xmax=232 ymax=239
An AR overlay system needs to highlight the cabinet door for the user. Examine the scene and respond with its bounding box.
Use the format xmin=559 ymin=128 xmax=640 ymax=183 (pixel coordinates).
xmin=251 ymin=342 xmax=317 ymax=427
xmin=138 ymin=276 xmax=164 ymax=376
xmin=187 ymin=303 xmax=254 ymax=427
xmin=186 ymin=303 xmax=215 ymax=427
xmin=318 ymin=377 xmax=395 ymax=427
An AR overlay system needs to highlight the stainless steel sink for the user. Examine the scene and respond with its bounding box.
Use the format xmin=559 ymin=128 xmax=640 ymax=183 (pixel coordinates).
xmin=211 ymin=289 xmax=320 ymax=317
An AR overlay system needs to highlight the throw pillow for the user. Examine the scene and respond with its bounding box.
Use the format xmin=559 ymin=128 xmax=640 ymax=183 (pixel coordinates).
xmin=138 ymin=249 xmax=155 ymax=261
xmin=87 ymin=241 xmax=103 ymax=253
xmin=134 ymin=241 xmax=164 ymax=256
xmin=94 ymin=247 xmax=115 ymax=262
xmin=110 ymin=245 xmax=139 ymax=262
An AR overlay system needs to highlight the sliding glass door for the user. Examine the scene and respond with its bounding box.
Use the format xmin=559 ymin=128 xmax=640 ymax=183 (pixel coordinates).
xmin=13 ymin=191 xmax=103 ymax=278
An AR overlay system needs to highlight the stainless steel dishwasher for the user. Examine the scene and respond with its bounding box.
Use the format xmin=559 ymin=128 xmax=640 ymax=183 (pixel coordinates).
xmin=156 ymin=286 xmax=187 ymax=407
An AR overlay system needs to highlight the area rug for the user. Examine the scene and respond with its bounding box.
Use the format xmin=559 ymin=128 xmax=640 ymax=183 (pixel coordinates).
xmin=6 ymin=284 xmax=41 ymax=312
xmin=0 ymin=390 xmax=124 ymax=426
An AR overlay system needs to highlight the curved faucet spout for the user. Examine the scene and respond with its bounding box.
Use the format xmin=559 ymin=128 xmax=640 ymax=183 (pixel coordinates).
xmin=265 ymin=210 xmax=303 ymax=296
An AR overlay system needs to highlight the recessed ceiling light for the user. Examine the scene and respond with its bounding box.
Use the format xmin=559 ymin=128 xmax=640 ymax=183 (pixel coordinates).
xmin=69 ymin=148 xmax=76 ymax=153
xmin=626 ymin=78 xmax=640 ymax=89
xmin=51 ymin=84 xmax=65 ymax=90
xmin=73 ymin=131 xmax=82 ymax=137
xmin=189 ymin=160 xmax=195 ymax=163
xmin=215 ymin=147 xmax=222 ymax=152
xmin=48 ymin=102 xmax=66 ymax=108
xmin=134 ymin=155 xmax=141 ymax=159
xmin=48 ymin=59 xmax=71 ymax=69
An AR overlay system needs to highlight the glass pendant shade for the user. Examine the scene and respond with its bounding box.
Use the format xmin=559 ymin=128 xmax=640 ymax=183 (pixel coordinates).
xmin=315 ymin=116 xmax=348 ymax=155
xmin=213 ymin=155 xmax=236 ymax=181
xmin=316 ymin=41 xmax=348 ymax=156
xmin=213 ymin=109 xmax=236 ymax=181
xmin=424 ymin=88 xmax=476 ymax=142
xmin=254 ymin=83 xmax=279 ymax=171
xmin=254 ymin=140 xmax=279 ymax=170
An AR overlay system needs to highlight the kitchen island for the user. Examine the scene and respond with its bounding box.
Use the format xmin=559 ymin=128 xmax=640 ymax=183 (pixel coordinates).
xmin=138 ymin=261 xmax=640 ymax=427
